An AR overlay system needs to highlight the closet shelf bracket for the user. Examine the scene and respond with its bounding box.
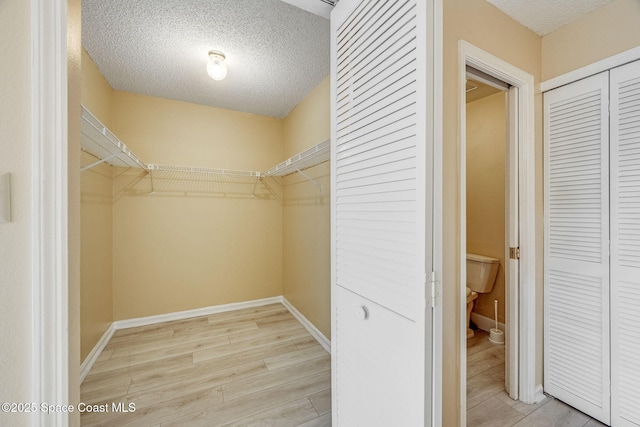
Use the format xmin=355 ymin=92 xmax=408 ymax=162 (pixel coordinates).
xmin=294 ymin=167 xmax=323 ymax=192
xmin=81 ymin=151 xmax=120 ymax=172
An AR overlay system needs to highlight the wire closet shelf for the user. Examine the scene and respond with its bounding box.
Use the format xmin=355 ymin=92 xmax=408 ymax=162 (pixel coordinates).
xmin=80 ymin=106 xmax=147 ymax=172
xmin=263 ymin=139 xmax=330 ymax=178
xmin=145 ymin=164 xmax=263 ymax=195
xmin=79 ymin=105 xmax=330 ymax=197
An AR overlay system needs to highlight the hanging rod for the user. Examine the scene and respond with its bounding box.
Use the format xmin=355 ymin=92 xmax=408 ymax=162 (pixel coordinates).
xmin=147 ymin=164 xmax=261 ymax=178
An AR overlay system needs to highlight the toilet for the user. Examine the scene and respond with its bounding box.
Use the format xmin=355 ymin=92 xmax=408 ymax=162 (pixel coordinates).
xmin=466 ymin=253 xmax=500 ymax=339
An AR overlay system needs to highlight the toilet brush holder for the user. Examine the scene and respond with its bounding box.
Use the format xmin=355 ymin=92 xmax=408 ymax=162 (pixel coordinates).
xmin=489 ymin=299 xmax=505 ymax=345
xmin=489 ymin=328 xmax=504 ymax=345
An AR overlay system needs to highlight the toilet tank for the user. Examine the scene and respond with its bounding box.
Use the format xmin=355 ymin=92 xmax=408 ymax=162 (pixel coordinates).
xmin=466 ymin=253 xmax=500 ymax=293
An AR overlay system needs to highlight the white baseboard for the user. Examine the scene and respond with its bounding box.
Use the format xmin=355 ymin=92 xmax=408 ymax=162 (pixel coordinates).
xmin=112 ymin=296 xmax=282 ymax=330
xmin=471 ymin=312 xmax=506 ymax=333
xmin=80 ymin=323 xmax=116 ymax=383
xmin=533 ymin=384 xmax=546 ymax=403
xmin=80 ymin=295 xmax=332 ymax=382
xmin=280 ymin=297 xmax=331 ymax=353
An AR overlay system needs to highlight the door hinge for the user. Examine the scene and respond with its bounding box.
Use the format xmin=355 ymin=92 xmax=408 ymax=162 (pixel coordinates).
xmin=430 ymin=271 xmax=436 ymax=308
xmin=509 ymin=247 xmax=520 ymax=260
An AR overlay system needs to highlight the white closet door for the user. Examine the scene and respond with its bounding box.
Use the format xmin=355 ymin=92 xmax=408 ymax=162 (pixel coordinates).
xmin=610 ymin=59 xmax=640 ymax=427
xmin=544 ymin=72 xmax=611 ymax=424
xmin=331 ymin=0 xmax=433 ymax=424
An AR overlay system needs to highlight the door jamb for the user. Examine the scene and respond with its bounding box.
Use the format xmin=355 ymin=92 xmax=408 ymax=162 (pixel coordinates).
xmin=458 ymin=41 xmax=541 ymax=424
xmin=431 ymin=0 xmax=443 ymax=424
xmin=31 ymin=0 xmax=70 ymax=425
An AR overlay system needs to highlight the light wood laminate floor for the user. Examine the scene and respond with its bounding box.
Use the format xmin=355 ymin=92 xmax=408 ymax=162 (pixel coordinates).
xmin=81 ymin=303 xmax=331 ymax=426
xmin=467 ymin=330 xmax=607 ymax=427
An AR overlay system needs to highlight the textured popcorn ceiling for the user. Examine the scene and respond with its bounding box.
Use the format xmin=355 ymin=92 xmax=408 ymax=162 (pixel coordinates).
xmin=487 ymin=0 xmax=614 ymax=35
xmin=82 ymin=0 xmax=330 ymax=118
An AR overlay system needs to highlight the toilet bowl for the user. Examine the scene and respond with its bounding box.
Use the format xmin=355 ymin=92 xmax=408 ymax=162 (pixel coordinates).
xmin=466 ymin=253 xmax=499 ymax=339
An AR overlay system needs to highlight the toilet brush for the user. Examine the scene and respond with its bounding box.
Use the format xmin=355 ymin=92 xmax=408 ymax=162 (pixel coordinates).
xmin=489 ymin=299 xmax=505 ymax=345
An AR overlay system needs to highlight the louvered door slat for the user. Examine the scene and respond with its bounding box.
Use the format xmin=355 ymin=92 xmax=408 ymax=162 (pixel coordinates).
xmin=339 ymin=75 xmax=417 ymax=129
xmin=336 ymin=1 xmax=414 ymax=82
xmin=331 ymin=0 xmax=432 ymax=423
xmin=611 ymin=59 xmax=640 ymax=427
xmin=544 ymin=72 xmax=611 ymax=424
xmin=340 ymin=8 xmax=416 ymax=87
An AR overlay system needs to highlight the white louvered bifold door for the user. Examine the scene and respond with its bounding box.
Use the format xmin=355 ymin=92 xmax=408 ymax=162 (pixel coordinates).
xmin=544 ymin=72 xmax=611 ymax=424
xmin=610 ymin=59 xmax=640 ymax=427
xmin=330 ymin=0 xmax=433 ymax=425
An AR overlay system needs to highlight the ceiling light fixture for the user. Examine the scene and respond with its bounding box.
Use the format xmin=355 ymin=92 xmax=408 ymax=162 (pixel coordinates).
xmin=206 ymin=50 xmax=227 ymax=81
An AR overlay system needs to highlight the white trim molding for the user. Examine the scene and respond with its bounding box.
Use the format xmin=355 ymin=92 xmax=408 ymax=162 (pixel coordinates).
xmin=533 ymin=384 xmax=546 ymax=404
xmin=31 ymin=0 xmax=69 ymax=425
xmin=281 ymin=297 xmax=330 ymax=353
xmin=458 ymin=41 xmax=539 ymax=418
xmin=112 ymin=297 xmax=282 ymax=330
xmin=431 ymin=0 xmax=444 ymax=425
xmin=541 ymin=46 xmax=640 ymax=92
xmin=79 ymin=324 xmax=116 ymax=383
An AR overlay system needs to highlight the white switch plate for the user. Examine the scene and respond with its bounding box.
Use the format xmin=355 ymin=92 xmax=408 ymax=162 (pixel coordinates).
xmin=0 ymin=173 xmax=10 ymax=223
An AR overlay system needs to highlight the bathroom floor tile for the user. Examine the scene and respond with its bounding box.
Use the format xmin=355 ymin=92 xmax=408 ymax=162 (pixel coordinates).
xmin=467 ymin=344 xmax=505 ymax=377
xmin=467 ymin=396 xmax=525 ymax=427
xmin=495 ymin=390 xmax=550 ymax=416
xmin=582 ymin=418 xmax=608 ymax=427
xmin=511 ymin=398 xmax=591 ymax=427
xmin=468 ymin=330 xmax=497 ymax=356
xmin=467 ymin=329 xmax=601 ymax=427
xmin=467 ymin=363 xmax=505 ymax=409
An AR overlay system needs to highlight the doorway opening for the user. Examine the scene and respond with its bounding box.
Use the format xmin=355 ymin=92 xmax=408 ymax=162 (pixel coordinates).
xmin=458 ymin=41 xmax=540 ymax=425
xmin=464 ymin=65 xmax=511 ymax=409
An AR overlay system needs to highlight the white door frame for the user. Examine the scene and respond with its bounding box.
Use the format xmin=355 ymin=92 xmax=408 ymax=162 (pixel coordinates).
xmin=432 ymin=0 xmax=444 ymax=425
xmin=31 ymin=0 xmax=70 ymax=425
xmin=458 ymin=41 xmax=540 ymax=422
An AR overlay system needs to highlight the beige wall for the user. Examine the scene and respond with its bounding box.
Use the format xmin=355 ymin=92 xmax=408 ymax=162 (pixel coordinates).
xmin=80 ymin=50 xmax=115 ymax=362
xmin=466 ymin=92 xmax=507 ymax=323
xmin=0 ymin=1 xmax=34 ymax=425
xmin=80 ymin=157 xmax=113 ymax=360
xmin=282 ymin=77 xmax=331 ymax=339
xmin=110 ymin=92 xmax=284 ymax=320
xmin=542 ymin=0 xmax=640 ymax=81
xmin=443 ymin=1 xmax=542 ymax=424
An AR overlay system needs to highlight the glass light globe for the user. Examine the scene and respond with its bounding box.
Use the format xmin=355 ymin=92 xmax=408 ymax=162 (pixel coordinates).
xmin=207 ymin=51 xmax=227 ymax=81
